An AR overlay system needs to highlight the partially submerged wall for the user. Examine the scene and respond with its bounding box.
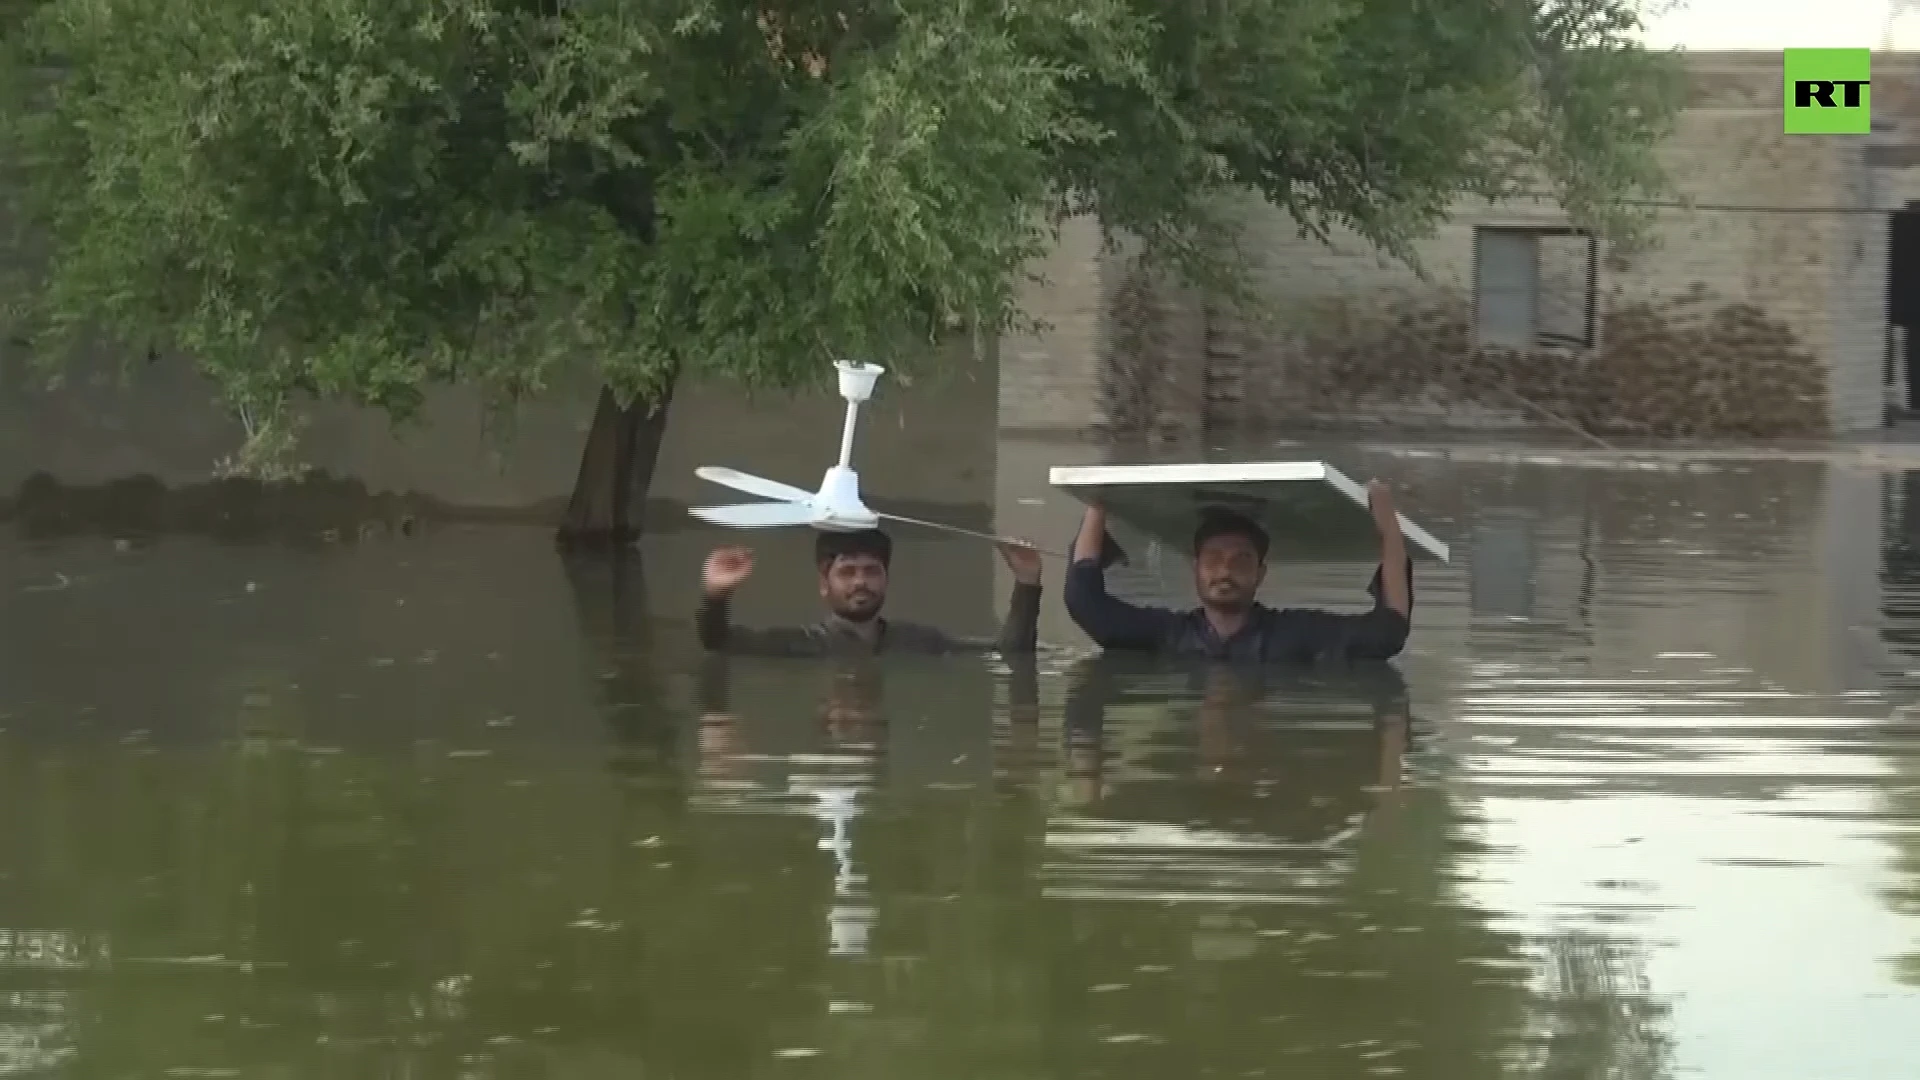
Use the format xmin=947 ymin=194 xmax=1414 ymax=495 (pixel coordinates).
xmin=1203 ymin=52 xmax=1880 ymax=439
xmin=0 ymin=337 xmax=999 ymax=516
xmin=2 ymin=337 xmax=1004 ymax=634
xmin=1007 ymin=51 xmax=1917 ymax=441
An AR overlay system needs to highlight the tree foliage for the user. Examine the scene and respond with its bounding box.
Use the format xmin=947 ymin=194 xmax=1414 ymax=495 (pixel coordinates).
xmin=0 ymin=0 xmax=1681 ymax=434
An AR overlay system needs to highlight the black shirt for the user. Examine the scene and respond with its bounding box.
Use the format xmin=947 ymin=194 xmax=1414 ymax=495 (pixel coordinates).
xmin=1062 ymin=557 xmax=1411 ymax=665
xmin=696 ymin=581 xmax=1043 ymax=657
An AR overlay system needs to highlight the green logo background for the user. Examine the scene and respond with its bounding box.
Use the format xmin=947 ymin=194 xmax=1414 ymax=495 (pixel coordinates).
xmin=1784 ymin=48 xmax=1871 ymax=134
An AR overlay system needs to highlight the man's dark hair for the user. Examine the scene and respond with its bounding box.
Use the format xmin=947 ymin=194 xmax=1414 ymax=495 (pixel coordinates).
xmin=816 ymin=528 xmax=893 ymax=571
xmin=1192 ymin=507 xmax=1270 ymax=561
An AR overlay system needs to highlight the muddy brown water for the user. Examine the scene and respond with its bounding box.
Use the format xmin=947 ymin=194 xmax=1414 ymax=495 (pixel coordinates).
xmin=3 ymin=454 xmax=1920 ymax=1078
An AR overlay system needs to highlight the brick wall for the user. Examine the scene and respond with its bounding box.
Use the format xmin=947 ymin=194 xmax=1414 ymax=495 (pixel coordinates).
xmin=1831 ymin=140 xmax=1891 ymax=432
xmin=996 ymin=214 xmax=1220 ymax=440
xmin=1004 ymin=51 xmax=1920 ymax=439
xmin=1094 ymin=233 xmax=1212 ymax=442
xmin=1213 ymin=52 xmax=1868 ymax=438
xmin=998 ymin=214 xmax=1107 ymax=434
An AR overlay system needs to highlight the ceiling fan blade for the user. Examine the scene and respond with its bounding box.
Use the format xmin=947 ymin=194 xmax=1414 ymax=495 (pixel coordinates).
xmin=695 ymin=466 xmax=814 ymax=504
xmin=690 ymin=501 xmax=819 ymax=528
xmin=876 ymin=512 xmax=1068 ymax=558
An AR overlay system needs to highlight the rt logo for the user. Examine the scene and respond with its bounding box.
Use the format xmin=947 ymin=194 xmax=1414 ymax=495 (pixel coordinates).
xmin=1785 ymin=48 xmax=1870 ymax=134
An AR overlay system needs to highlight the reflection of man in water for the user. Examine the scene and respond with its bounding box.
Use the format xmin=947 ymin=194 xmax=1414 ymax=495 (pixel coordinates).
xmin=1196 ymin=665 xmax=1257 ymax=777
xmin=698 ymin=528 xmax=1042 ymax=656
xmin=693 ymin=655 xmax=888 ymax=957
xmin=820 ymin=664 xmax=884 ymax=743
xmin=1064 ymin=486 xmax=1413 ymax=664
xmin=695 ymin=658 xmax=889 ymax=779
xmin=1060 ymin=656 xmax=1412 ymax=816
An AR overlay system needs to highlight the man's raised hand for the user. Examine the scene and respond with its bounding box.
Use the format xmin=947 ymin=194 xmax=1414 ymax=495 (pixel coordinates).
xmin=703 ymin=546 xmax=755 ymax=597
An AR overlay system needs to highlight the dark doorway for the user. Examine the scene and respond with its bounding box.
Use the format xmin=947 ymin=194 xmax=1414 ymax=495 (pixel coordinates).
xmin=1889 ymin=201 xmax=1920 ymax=411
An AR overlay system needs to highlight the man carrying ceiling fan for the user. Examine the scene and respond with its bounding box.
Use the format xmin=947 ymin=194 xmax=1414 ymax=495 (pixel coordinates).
xmin=696 ymin=528 xmax=1043 ymax=656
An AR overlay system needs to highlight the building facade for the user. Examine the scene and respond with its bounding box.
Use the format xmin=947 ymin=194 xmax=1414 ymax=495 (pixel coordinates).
xmin=1002 ymin=51 xmax=1920 ymax=442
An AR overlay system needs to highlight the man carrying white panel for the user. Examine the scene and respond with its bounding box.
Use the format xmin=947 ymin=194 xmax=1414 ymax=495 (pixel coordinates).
xmin=1063 ymin=481 xmax=1413 ymax=665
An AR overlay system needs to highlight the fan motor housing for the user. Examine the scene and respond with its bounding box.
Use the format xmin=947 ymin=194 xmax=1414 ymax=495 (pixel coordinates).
xmin=810 ymin=465 xmax=878 ymax=531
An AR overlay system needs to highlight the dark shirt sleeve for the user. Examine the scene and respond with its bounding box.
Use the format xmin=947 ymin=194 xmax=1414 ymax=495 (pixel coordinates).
xmin=698 ymin=652 xmax=732 ymax=712
xmin=696 ymin=594 xmax=821 ymax=656
xmin=1274 ymin=606 xmax=1410 ymax=662
xmin=1004 ymin=651 xmax=1040 ymax=714
xmin=1063 ymin=558 xmax=1177 ymax=651
xmin=1347 ymin=604 xmax=1412 ymax=660
xmin=1270 ymin=555 xmax=1415 ymax=663
xmin=1353 ymin=553 xmax=1415 ymax=659
xmin=996 ymin=582 xmax=1042 ymax=655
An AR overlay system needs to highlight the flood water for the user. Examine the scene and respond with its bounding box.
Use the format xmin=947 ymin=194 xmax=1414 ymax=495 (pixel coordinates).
xmin=5 ymin=452 xmax=1920 ymax=1078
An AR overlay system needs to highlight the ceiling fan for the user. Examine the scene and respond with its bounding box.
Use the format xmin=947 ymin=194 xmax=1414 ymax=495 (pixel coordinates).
xmin=690 ymin=361 xmax=1062 ymax=554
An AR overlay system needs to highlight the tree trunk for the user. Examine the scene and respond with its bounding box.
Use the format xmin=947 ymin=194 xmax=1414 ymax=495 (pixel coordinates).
xmin=555 ymin=373 xmax=679 ymax=550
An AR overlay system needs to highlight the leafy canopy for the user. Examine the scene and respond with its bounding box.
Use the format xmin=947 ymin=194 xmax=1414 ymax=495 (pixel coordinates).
xmin=0 ymin=0 xmax=1680 ymax=425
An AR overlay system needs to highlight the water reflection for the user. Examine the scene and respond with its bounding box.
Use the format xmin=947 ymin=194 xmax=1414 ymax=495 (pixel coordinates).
xmin=1046 ymin=656 xmax=1413 ymax=871
xmin=1037 ymin=656 xmax=1527 ymax=1077
xmin=695 ymin=656 xmax=886 ymax=958
xmin=1878 ymin=471 xmax=1920 ymax=994
xmin=3 ymin=454 xmax=1920 ymax=1077
xmin=1520 ymin=931 xmax=1674 ymax=1080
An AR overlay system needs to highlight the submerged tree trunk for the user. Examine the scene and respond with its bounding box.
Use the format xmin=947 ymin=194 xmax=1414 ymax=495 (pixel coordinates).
xmin=555 ymin=373 xmax=679 ymax=550
xmin=559 ymin=546 xmax=688 ymax=858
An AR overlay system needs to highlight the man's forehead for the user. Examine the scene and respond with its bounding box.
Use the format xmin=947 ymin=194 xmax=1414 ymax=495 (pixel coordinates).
xmin=825 ymin=553 xmax=886 ymax=570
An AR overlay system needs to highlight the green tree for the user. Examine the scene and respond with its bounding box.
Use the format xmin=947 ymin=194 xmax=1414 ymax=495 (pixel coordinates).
xmin=0 ymin=0 xmax=1680 ymax=544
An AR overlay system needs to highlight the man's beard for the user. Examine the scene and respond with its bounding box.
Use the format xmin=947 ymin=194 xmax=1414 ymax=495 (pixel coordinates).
xmin=833 ymin=591 xmax=882 ymax=622
xmin=1203 ymin=580 xmax=1251 ymax=611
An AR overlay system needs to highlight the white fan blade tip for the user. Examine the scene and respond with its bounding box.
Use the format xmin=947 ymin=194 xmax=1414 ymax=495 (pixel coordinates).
xmin=695 ymin=466 xmax=814 ymax=503
xmin=690 ymin=502 xmax=819 ymax=529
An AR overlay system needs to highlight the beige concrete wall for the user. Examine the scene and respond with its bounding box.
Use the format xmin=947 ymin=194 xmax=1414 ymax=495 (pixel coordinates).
xmin=1618 ymin=101 xmax=1838 ymax=366
xmin=996 ymin=51 xmax=1918 ymax=439
xmin=1 ymin=337 xmax=998 ymax=514
xmin=1832 ymin=145 xmax=1892 ymax=433
xmin=0 ymin=336 xmax=1005 ymax=639
xmin=998 ymin=215 xmax=1107 ymax=435
xmin=1220 ymin=53 xmax=1872 ymax=434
